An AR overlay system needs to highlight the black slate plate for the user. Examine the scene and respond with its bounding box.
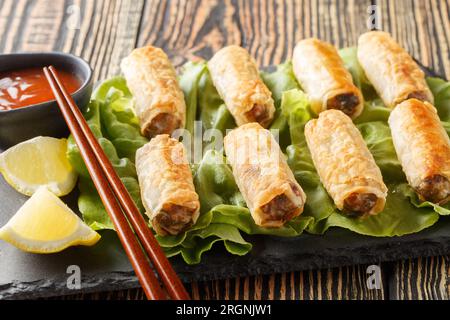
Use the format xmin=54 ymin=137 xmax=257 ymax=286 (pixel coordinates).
xmin=0 ymin=63 xmax=448 ymax=300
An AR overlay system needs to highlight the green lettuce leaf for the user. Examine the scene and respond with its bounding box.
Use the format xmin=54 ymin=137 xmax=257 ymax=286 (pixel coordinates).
xmin=66 ymin=81 xmax=145 ymax=230
xmin=197 ymin=64 xmax=236 ymax=134
xmin=92 ymin=76 xmax=133 ymax=103
xmin=179 ymin=62 xmax=207 ymax=135
xmin=321 ymin=184 xmax=439 ymax=236
xmin=339 ymin=47 xmax=378 ymax=99
xmin=261 ymin=61 xmax=300 ymax=106
xmin=262 ymin=62 xmax=302 ymax=150
xmin=427 ymin=77 xmax=450 ymax=122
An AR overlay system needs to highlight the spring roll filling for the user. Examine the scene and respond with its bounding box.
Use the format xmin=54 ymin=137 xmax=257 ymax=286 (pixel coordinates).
xmin=327 ymin=93 xmax=361 ymax=117
xmin=416 ymin=174 xmax=450 ymax=205
xmin=154 ymin=203 xmax=196 ymax=235
xmin=261 ymin=194 xmax=298 ymax=222
xmin=245 ymin=104 xmax=271 ymax=127
xmin=260 ymin=184 xmax=302 ymax=222
xmin=343 ymin=192 xmax=378 ymax=217
xmin=406 ymin=91 xmax=432 ymax=102
xmin=145 ymin=113 xmax=180 ymax=138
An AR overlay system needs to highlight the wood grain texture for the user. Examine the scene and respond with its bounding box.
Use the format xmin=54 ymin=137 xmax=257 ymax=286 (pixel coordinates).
xmin=0 ymin=0 xmax=144 ymax=81
xmin=189 ymin=264 xmax=386 ymax=300
xmin=388 ymin=256 xmax=449 ymax=300
xmin=137 ymin=0 xmax=371 ymax=67
xmin=376 ymin=0 xmax=450 ymax=79
xmin=48 ymin=264 xmax=385 ymax=300
xmin=1 ymin=0 xmax=449 ymax=300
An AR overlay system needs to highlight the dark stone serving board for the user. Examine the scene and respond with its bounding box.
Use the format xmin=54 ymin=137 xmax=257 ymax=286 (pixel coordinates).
xmin=1 ymin=64 xmax=448 ymax=299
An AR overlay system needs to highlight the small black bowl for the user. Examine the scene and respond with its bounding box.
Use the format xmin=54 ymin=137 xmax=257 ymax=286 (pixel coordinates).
xmin=0 ymin=52 xmax=93 ymax=149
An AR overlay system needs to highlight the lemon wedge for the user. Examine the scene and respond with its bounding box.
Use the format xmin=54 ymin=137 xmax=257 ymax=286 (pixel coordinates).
xmin=0 ymin=136 xmax=77 ymax=196
xmin=0 ymin=187 xmax=100 ymax=253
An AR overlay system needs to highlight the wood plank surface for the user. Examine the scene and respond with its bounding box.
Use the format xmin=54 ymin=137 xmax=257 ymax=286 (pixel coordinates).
xmin=48 ymin=264 xmax=385 ymax=300
xmin=388 ymin=256 xmax=449 ymax=300
xmin=0 ymin=0 xmax=449 ymax=300
xmin=137 ymin=0 xmax=371 ymax=67
xmin=376 ymin=0 xmax=450 ymax=78
xmin=0 ymin=0 xmax=144 ymax=81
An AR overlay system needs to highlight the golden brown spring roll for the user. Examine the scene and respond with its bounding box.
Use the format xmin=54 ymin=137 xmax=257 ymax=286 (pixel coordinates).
xmin=224 ymin=123 xmax=306 ymax=227
xmin=292 ymin=38 xmax=364 ymax=118
xmin=208 ymin=45 xmax=275 ymax=127
xmin=135 ymin=134 xmax=200 ymax=236
xmin=305 ymin=110 xmax=387 ymax=217
xmin=121 ymin=46 xmax=186 ymax=138
xmin=357 ymin=31 xmax=434 ymax=108
xmin=388 ymin=99 xmax=450 ymax=204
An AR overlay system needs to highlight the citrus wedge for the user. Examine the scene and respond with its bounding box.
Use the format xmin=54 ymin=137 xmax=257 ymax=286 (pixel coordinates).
xmin=0 ymin=136 xmax=77 ymax=196
xmin=0 ymin=187 xmax=100 ymax=253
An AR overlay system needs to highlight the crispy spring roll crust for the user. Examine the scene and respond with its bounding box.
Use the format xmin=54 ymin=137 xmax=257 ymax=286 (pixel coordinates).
xmin=120 ymin=46 xmax=186 ymax=138
xmin=224 ymin=123 xmax=306 ymax=227
xmin=305 ymin=110 xmax=387 ymax=217
xmin=357 ymin=31 xmax=434 ymax=108
xmin=208 ymin=45 xmax=275 ymax=127
xmin=388 ymin=99 xmax=450 ymax=204
xmin=136 ymin=135 xmax=200 ymax=236
xmin=292 ymin=38 xmax=364 ymax=118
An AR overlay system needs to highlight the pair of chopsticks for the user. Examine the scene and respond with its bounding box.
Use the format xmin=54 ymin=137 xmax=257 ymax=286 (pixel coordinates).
xmin=43 ymin=66 xmax=190 ymax=300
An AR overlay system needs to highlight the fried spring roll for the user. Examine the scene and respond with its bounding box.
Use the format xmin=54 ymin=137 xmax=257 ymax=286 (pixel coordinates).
xmin=357 ymin=31 xmax=434 ymax=108
xmin=388 ymin=99 xmax=450 ymax=204
xmin=136 ymin=135 xmax=200 ymax=236
xmin=305 ymin=110 xmax=388 ymax=217
xmin=208 ymin=45 xmax=275 ymax=127
xmin=292 ymin=38 xmax=364 ymax=118
xmin=224 ymin=123 xmax=306 ymax=227
xmin=121 ymin=46 xmax=186 ymax=138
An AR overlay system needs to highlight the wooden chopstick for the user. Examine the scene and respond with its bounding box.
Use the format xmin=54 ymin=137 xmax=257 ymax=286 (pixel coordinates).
xmin=44 ymin=66 xmax=190 ymax=300
xmin=47 ymin=66 xmax=190 ymax=300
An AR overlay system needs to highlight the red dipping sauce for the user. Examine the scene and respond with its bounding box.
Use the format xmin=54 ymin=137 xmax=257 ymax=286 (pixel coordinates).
xmin=0 ymin=67 xmax=80 ymax=111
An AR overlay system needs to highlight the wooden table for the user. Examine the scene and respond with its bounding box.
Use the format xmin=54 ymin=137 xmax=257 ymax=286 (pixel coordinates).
xmin=2 ymin=0 xmax=449 ymax=300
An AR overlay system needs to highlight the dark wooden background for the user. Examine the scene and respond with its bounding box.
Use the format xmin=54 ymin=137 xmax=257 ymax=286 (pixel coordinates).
xmin=1 ymin=0 xmax=449 ymax=300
